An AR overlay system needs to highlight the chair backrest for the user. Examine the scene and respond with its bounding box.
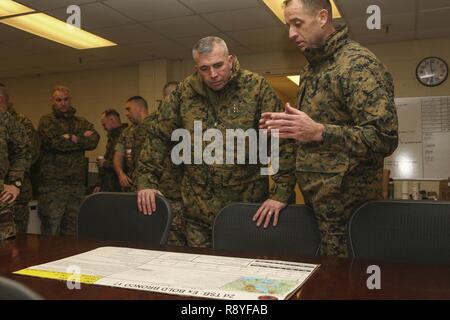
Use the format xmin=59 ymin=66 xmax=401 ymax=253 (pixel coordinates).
xmin=0 ymin=277 xmax=42 ymax=300
xmin=349 ymin=200 xmax=450 ymax=264
xmin=78 ymin=192 xmax=172 ymax=245
xmin=213 ymin=203 xmax=321 ymax=256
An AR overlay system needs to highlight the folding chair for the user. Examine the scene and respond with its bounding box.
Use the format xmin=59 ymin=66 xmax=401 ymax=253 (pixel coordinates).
xmin=213 ymin=203 xmax=321 ymax=256
xmin=78 ymin=192 xmax=172 ymax=245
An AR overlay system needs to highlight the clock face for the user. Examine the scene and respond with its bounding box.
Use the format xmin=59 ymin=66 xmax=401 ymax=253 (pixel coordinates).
xmin=416 ymin=57 xmax=448 ymax=87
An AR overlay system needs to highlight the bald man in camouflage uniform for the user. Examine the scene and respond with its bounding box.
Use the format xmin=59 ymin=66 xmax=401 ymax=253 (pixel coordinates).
xmin=38 ymin=86 xmax=99 ymax=236
xmin=137 ymin=37 xmax=296 ymax=248
xmin=260 ymin=0 xmax=398 ymax=257
xmin=0 ymin=88 xmax=30 ymax=240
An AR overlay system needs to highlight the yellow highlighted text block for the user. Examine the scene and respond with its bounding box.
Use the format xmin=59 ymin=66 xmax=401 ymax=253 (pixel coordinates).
xmin=14 ymin=269 xmax=102 ymax=284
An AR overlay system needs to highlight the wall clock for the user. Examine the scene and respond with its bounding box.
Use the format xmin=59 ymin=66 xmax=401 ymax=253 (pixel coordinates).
xmin=416 ymin=57 xmax=448 ymax=87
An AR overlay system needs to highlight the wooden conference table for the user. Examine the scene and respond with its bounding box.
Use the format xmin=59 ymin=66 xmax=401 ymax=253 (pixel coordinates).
xmin=1 ymin=234 xmax=449 ymax=300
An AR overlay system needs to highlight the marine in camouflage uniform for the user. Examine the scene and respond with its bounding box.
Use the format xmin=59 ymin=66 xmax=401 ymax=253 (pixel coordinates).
xmin=136 ymin=113 xmax=186 ymax=246
xmin=277 ymin=6 xmax=398 ymax=257
xmin=38 ymin=91 xmax=100 ymax=236
xmin=114 ymin=124 xmax=137 ymax=192
xmin=0 ymin=109 xmax=30 ymax=240
xmin=137 ymin=56 xmax=296 ymax=248
xmin=7 ymin=104 xmax=40 ymax=233
xmin=96 ymin=123 xmax=128 ymax=192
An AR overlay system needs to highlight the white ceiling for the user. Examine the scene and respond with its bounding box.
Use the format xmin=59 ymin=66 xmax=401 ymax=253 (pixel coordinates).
xmin=0 ymin=0 xmax=449 ymax=78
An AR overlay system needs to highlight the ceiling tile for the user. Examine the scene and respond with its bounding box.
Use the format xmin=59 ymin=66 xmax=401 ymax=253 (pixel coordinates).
xmin=419 ymin=0 xmax=450 ymax=11
xmin=227 ymin=27 xmax=288 ymax=46
xmin=45 ymin=3 xmax=134 ymax=30
xmin=418 ymin=8 xmax=450 ymax=30
xmin=202 ymin=7 xmax=280 ymax=32
xmin=336 ymin=0 xmax=415 ymax=20
xmin=103 ymin=0 xmax=194 ymax=22
xmin=243 ymin=42 xmax=297 ymax=54
xmin=179 ymin=0 xmax=260 ymax=13
xmin=93 ymin=24 xmax=165 ymax=45
xmin=16 ymin=0 xmax=94 ymax=11
xmin=145 ymin=15 xmax=218 ymax=38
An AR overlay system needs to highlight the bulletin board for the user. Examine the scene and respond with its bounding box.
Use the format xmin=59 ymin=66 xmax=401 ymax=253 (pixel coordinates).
xmin=384 ymin=96 xmax=450 ymax=180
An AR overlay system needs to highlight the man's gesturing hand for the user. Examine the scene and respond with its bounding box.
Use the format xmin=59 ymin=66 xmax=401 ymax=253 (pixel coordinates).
xmin=260 ymin=103 xmax=324 ymax=142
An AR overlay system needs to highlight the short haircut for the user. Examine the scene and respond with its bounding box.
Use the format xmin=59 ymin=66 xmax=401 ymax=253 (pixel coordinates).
xmin=52 ymin=85 xmax=71 ymax=96
xmin=163 ymin=81 xmax=179 ymax=97
xmin=283 ymin=0 xmax=333 ymax=19
xmin=102 ymin=108 xmax=121 ymax=120
xmin=126 ymin=95 xmax=148 ymax=111
xmin=192 ymin=36 xmax=229 ymax=59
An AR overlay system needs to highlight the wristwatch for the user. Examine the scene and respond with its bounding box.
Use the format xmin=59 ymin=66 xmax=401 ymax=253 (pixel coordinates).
xmin=10 ymin=179 xmax=22 ymax=189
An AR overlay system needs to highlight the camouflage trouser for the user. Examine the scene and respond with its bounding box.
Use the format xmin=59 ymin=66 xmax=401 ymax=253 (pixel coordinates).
xmin=0 ymin=203 xmax=16 ymax=241
xmin=13 ymin=202 xmax=30 ymax=233
xmin=38 ymin=185 xmax=85 ymax=236
xmin=13 ymin=176 xmax=33 ymax=233
xmin=166 ymin=198 xmax=186 ymax=246
xmin=181 ymin=177 xmax=268 ymax=248
xmin=297 ymin=168 xmax=382 ymax=257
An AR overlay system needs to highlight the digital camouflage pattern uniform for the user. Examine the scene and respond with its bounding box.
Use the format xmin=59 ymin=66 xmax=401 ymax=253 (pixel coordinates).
xmin=137 ymin=58 xmax=296 ymax=247
xmin=0 ymin=110 xmax=30 ymax=240
xmin=96 ymin=123 xmax=128 ymax=192
xmin=38 ymin=106 xmax=99 ymax=236
xmin=137 ymin=113 xmax=185 ymax=246
xmin=295 ymin=25 xmax=398 ymax=257
xmin=114 ymin=124 xmax=136 ymax=192
xmin=8 ymin=105 xmax=40 ymax=233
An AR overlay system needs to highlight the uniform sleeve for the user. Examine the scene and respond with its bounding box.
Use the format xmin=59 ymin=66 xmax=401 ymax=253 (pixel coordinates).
xmin=259 ymin=79 xmax=297 ymax=203
xmin=136 ymin=88 xmax=182 ymax=191
xmin=7 ymin=120 xmax=30 ymax=184
xmin=22 ymin=118 xmax=40 ymax=167
xmin=322 ymin=58 xmax=399 ymax=157
xmin=0 ymin=125 xmax=8 ymax=187
xmin=76 ymin=119 xmax=100 ymax=151
xmin=115 ymin=131 xmax=127 ymax=154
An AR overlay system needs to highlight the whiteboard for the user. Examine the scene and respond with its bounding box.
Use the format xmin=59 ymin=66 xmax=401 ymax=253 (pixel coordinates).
xmin=384 ymin=96 xmax=450 ymax=180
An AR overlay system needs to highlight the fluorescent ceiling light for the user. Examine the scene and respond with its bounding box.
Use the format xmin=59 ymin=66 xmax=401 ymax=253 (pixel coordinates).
xmin=0 ymin=0 xmax=34 ymax=17
xmin=1 ymin=12 xmax=117 ymax=49
xmin=287 ymin=75 xmax=300 ymax=86
xmin=263 ymin=0 xmax=342 ymax=23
